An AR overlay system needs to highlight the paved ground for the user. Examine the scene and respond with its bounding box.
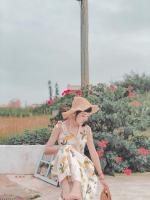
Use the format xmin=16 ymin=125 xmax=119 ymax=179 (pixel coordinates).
xmin=0 ymin=173 xmax=150 ymax=200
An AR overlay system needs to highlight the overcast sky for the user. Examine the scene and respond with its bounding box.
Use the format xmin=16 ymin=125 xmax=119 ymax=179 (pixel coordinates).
xmin=0 ymin=0 xmax=150 ymax=106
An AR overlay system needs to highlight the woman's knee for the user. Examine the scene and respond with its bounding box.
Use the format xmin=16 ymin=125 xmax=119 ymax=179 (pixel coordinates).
xmin=60 ymin=175 xmax=72 ymax=187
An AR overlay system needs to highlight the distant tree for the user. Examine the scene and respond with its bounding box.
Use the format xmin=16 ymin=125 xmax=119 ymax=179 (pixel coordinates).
xmin=48 ymin=80 xmax=53 ymax=100
xmin=55 ymin=82 xmax=59 ymax=98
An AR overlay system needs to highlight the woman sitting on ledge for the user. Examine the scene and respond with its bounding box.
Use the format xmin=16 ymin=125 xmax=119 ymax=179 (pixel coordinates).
xmin=44 ymin=96 xmax=109 ymax=200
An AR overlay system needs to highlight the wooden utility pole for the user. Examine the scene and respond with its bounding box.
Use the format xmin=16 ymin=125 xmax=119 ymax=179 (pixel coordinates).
xmin=77 ymin=0 xmax=89 ymax=89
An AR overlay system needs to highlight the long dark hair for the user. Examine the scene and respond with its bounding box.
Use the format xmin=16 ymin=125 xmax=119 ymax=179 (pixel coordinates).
xmin=75 ymin=107 xmax=92 ymax=126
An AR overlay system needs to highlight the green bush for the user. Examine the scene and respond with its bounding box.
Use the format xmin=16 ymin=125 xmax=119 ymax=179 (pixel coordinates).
xmin=0 ymin=108 xmax=31 ymax=117
xmin=0 ymin=107 xmax=49 ymax=117
xmin=86 ymin=83 xmax=150 ymax=134
xmin=91 ymin=131 xmax=150 ymax=174
xmin=0 ymin=128 xmax=51 ymax=145
xmin=114 ymin=71 xmax=150 ymax=93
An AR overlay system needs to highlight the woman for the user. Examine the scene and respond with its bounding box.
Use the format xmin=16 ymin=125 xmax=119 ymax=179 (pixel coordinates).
xmin=44 ymin=96 xmax=109 ymax=200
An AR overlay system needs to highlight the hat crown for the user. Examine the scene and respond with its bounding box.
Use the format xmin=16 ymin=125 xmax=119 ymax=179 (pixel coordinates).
xmin=72 ymin=96 xmax=91 ymax=110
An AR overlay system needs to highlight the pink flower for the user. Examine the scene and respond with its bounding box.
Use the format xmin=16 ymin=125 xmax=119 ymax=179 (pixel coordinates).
xmin=123 ymin=168 xmax=132 ymax=176
xmin=138 ymin=147 xmax=149 ymax=156
xmin=98 ymin=139 xmax=109 ymax=148
xmin=128 ymin=85 xmax=134 ymax=90
xmin=114 ymin=156 xmax=123 ymax=163
xmin=97 ymin=150 xmax=104 ymax=157
xmin=47 ymin=99 xmax=53 ymax=105
xmin=128 ymin=93 xmax=136 ymax=97
xmin=109 ymin=84 xmax=117 ymax=92
xmin=61 ymin=89 xmax=73 ymax=96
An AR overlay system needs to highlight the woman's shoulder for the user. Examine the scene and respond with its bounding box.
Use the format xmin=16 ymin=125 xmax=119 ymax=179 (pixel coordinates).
xmin=55 ymin=120 xmax=63 ymax=130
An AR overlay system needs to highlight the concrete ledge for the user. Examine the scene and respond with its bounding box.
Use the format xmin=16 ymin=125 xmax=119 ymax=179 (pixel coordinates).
xmin=0 ymin=145 xmax=45 ymax=174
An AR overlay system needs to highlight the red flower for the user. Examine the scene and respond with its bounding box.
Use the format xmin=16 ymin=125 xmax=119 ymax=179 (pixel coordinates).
xmin=61 ymin=89 xmax=73 ymax=96
xmin=47 ymin=99 xmax=53 ymax=105
xmin=75 ymin=90 xmax=82 ymax=96
xmin=123 ymin=168 xmax=132 ymax=176
xmin=97 ymin=150 xmax=104 ymax=157
xmin=109 ymin=84 xmax=117 ymax=92
xmin=128 ymin=93 xmax=136 ymax=97
xmin=114 ymin=156 xmax=123 ymax=163
xmin=129 ymin=100 xmax=142 ymax=107
xmin=138 ymin=147 xmax=149 ymax=156
xmin=98 ymin=139 xmax=109 ymax=148
xmin=128 ymin=85 xmax=134 ymax=90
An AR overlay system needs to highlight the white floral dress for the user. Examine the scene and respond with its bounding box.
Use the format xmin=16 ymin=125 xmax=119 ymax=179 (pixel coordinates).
xmin=50 ymin=121 xmax=98 ymax=200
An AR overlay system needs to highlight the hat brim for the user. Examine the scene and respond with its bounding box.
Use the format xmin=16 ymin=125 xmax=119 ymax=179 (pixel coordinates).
xmin=62 ymin=105 xmax=100 ymax=119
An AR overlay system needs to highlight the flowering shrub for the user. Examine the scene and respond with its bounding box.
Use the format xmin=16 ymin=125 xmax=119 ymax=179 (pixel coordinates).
xmin=115 ymin=72 xmax=150 ymax=93
xmin=48 ymin=79 xmax=150 ymax=175
xmin=92 ymin=131 xmax=150 ymax=175
xmin=81 ymin=79 xmax=150 ymax=174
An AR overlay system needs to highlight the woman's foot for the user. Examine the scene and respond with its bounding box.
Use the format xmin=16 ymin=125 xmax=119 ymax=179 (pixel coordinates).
xmin=60 ymin=177 xmax=72 ymax=200
xmin=68 ymin=180 xmax=82 ymax=200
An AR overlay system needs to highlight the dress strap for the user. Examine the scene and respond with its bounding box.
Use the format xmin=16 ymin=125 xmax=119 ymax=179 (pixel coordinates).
xmin=61 ymin=122 xmax=68 ymax=134
xmin=55 ymin=121 xmax=62 ymax=128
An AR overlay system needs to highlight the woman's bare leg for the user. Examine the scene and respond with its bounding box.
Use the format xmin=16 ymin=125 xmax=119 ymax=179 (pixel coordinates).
xmin=68 ymin=180 xmax=82 ymax=200
xmin=60 ymin=176 xmax=72 ymax=200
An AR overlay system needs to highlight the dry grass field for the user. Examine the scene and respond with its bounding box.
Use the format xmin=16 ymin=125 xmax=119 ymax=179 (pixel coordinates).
xmin=0 ymin=116 xmax=49 ymax=138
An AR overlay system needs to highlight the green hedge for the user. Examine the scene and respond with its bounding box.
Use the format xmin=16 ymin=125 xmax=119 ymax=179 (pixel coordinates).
xmin=0 ymin=128 xmax=51 ymax=145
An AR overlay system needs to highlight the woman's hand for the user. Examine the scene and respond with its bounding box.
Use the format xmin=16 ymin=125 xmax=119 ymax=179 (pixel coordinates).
xmin=99 ymin=177 xmax=109 ymax=189
xmin=98 ymin=173 xmax=109 ymax=189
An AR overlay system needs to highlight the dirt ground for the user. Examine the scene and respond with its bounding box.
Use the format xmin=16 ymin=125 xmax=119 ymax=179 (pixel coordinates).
xmin=0 ymin=173 xmax=150 ymax=200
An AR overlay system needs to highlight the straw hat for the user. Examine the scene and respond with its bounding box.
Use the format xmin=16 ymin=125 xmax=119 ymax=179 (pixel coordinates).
xmin=62 ymin=96 xmax=100 ymax=119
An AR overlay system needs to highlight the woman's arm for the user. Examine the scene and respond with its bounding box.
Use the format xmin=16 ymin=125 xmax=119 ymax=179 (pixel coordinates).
xmin=44 ymin=121 xmax=62 ymax=155
xmin=86 ymin=126 xmax=104 ymax=177
xmin=86 ymin=126 xmax=109 ymax=188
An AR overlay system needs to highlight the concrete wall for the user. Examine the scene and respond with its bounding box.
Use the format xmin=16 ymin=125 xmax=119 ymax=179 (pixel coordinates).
xmin=0 ymin=145 xmax=45 ymax=174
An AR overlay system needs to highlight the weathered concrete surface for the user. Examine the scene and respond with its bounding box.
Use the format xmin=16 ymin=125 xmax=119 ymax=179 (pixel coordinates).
xmin=0 ymin=175 xmax=40 ymax=199
xmin=105 ymin=173 xmax=150 ymax=200
xmin=0 ymin=173 xmax=150 ymax=200
xmin=0 ymin=145 xmax=45 ymax=174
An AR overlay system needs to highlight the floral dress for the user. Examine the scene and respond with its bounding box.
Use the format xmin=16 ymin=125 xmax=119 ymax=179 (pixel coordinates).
xmin=50 ymin=121 xmax=98 ymax=200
